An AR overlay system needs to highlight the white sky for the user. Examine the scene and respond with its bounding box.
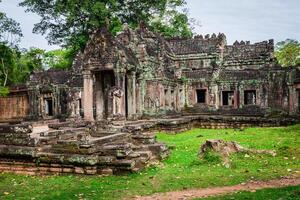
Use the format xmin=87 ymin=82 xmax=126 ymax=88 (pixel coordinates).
xmin=1 ymin=0 xmax=300 ymax=50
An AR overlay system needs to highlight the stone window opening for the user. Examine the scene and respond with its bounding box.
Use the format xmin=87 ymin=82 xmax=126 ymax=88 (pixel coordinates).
xmin=45 ymin=98 xmax=53 ymax=116
xmin=222 ymin=91 xmax=234 ymax=106
xmin=244 ymin=90 xmax=256 ymax=105
xmin=196 ymin=89 xmax=206 ymax=103
xmin=164 ymin=89 xmax=168 ymax=107
xmin=171 ymin=90 xmax=175 ymax=108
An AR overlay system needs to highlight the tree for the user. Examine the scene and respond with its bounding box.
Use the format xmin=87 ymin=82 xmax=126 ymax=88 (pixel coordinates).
xmin=275 ymin=39 xmax=300 ymax=67
xmin=0 ymin=42 xmax=20 ymax=87
xmin=0 ymin=0 xmax=23 ymax=96
xmin=0 ymin=0 xmax=23 ymax=44
xmin=43 ymin=49 xmax=73 ymax=70
xmin=18 ymin=47 xmax=45 ymax=72
xmin=20 ymin=0 xmax=193 ymax=53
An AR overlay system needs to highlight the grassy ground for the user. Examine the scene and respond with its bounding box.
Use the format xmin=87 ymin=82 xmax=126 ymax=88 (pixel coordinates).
xmin=0 ymin=125 xmax=299 ymax=200
xmin=196 ymin=185 xmax=300 ymax=200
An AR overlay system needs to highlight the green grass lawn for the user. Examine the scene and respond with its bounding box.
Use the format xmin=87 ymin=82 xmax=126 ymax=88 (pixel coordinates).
xmin=0 ymin=125 xmax=299 ymax=200
xmin=196 ymin=185 xmax=300 ymax=200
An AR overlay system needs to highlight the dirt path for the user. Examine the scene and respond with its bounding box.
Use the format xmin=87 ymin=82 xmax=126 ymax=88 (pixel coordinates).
xmin=133 ymin=177 xmax=300 ymax=200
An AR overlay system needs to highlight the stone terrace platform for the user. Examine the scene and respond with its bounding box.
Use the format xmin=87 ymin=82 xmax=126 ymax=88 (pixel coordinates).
xmin=0 ymin=114 xmax=299 ymax=175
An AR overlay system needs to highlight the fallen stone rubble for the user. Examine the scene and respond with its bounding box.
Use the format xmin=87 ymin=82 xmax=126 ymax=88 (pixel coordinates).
xmin=0 ymin=121 xmax=169 ymax=175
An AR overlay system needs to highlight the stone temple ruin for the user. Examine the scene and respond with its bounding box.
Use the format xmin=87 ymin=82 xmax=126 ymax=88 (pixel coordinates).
xmin=0 ymin=24 xmax=299 ymax=174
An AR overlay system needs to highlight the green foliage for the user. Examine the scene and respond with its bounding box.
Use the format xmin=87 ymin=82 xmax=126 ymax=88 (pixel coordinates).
xmin=18 ymin=47 xmax=45 ymax=72
xmin=20 ymin=0 xmax=193 ymax=52
xmin=43 ymin=49 xmax=73 ymax=69
xmin=200 ymin=150 xmax=222 ymax=164
xmin=0 ymin=42 xmax=19 ymax=86
xmin=0 ymin=0 xmax=23 ymax=44
xmin=275 ymin=39 xmax=300 ymax=67
xmin=0 ymin=125 xmax=299 ymax=199
xmin=0 ymin=86 xmax=9 ymax=96
xmin=0 ymin=43 xmax=46 ymax=86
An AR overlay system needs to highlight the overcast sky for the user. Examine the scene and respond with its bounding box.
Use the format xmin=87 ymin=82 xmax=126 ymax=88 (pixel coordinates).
xmin=0 ymin=0 xmax=299 ymax=51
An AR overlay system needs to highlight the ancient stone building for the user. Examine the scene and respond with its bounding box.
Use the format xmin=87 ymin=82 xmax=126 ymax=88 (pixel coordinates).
xmin=0 ymin=24 xmax=299 ymax=175
xmin=80 ymin=24 xmax=300 ymax=122
xmin=1 ymin=24 xmax=300 ymax=123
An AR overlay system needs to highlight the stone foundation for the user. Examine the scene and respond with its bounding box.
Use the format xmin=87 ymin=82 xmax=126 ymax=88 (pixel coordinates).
xmin=0 ymin=115 xmax=299 ymax=175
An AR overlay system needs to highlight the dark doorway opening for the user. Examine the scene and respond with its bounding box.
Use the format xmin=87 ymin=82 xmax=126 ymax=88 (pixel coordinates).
xmin=196 ymin=89 xmax=206 ymax=103
xmin=222 ymin=91 xmax=234 ymax=106
xmin=45 ymin=99 xmax=53 ymax=116
xmin=78 ymin=99 xmax=83 ymax=117
xmin=244 ymin=90 xmax=256 ymax=105
xmin=100 ymin=70 xmax=115 ymax=118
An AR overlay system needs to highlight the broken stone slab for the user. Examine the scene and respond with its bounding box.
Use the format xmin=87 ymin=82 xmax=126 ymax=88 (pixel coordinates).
xmin=198 ymin=139 xmax=276 ymax=166
xmin=87 ymin=133 xmax=129 ymax=145
xmin=0 ymin=137 xmax=39 ymax=146
xmin=100 ymin=143 xmax=133 ymax=158
xmin=0 ymin=124 xmax=33 ymax=134
xmin=112 ymin=159 xmax=136 ymax=170
xmin=36 ymin=152 xmax=99 ymax=166
xmin=48 ymin=121 xmax=88 ymax=130
xmin=0 ymin=145 xmax=38 ymax=157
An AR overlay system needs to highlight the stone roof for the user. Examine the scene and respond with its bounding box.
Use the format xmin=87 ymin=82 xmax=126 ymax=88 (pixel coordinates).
xmin=166 ymin=33 xmax=226 ymax=55
xmin=223 ymin=40 xmax=274 ymax=66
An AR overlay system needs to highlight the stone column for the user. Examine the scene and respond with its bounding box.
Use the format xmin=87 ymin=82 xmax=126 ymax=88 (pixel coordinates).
xmin=127 ymin=72 xmax=137 ymax=119
xmin=95 ymin=73 xmax=104 ymax=120
xmin=83 ymin=71 xmax=94 ymax=121
xmin=116 ymin=72 xmax=126 ymax=119
xmin=28 ymin=87 xmax=40 ymax=120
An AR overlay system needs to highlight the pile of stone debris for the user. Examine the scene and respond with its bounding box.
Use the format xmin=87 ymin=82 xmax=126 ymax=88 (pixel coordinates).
xmin=0 ymin=120 xmax=169 ymax=175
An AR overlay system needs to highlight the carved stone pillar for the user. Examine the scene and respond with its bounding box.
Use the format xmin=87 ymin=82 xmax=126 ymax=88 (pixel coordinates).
xmin=83 ymin=71 xmax=94 ymax=121
xmin=115 ymin=72 xmax=126 ymax=119
xmin=95 ymin=73 xmax=104 ymax=120
xmin=127 ymin=72 xmax=137 ymax=120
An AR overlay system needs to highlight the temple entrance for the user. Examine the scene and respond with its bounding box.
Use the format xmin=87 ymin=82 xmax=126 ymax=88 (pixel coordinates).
xmin=196 ymin=89 xmax=206 ymax=103
xmin=95 ymin=70 xmax=115 ymax=119
xmin=45 ymin=98 xmax=53 ymax=116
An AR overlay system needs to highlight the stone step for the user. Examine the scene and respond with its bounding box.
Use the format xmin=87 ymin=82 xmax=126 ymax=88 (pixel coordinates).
xmin=40 ymin=128 xmax=86 ymax=137
xmin=36 ymin=152 xmax=99 ymax=166
xmin=88 ymin=133 xmax=128 ymax=145
xmin=0 ymin=145 xmax=37 ymax=157
xmin=90 ymin=130 xmax=118 ymax=137
xmin=100 ymin=143 xmax=133 ymax=158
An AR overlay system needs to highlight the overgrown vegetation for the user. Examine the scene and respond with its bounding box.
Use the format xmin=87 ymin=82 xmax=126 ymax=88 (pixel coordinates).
xmin=275 ymin=39 xmax=300 ymax=67
xmin=0 ymin=125 xmax=299 ymax=200
xmin=20 ymin=0 xmax=195 ymax=53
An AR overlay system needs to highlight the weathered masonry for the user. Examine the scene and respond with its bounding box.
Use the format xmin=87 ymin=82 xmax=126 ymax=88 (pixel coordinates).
xmin=0 ymin=24 xmax=299 ymax=175
xmin=80 ymin=24 xmax=300 ymax=121
xmin=1 ymin=24 xmax=300 ymax=122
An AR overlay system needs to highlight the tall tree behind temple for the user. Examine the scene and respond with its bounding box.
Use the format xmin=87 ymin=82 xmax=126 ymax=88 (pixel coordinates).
xmin=0 ymin=0 xmax=23 ymax=95
xmin=19 ymin=0 xmax=193 ymax=53
xmin=275 ymin=39 xmax=300 ymax=67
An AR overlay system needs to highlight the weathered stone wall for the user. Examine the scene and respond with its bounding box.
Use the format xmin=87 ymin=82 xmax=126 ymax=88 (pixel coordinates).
xmin=0 ymin=90 xmax=30 ymax=122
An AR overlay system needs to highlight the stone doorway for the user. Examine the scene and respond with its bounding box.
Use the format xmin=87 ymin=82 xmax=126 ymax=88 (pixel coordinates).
xmin=196 ymin=89 xmax=207 ymax=104
xmin=44 ymin=98 xmax=53 ymax=116
xmin=222 ymin=91 xmax=234 ymax=106
xmin=95 ymin=70 xmax=116 ymax=119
